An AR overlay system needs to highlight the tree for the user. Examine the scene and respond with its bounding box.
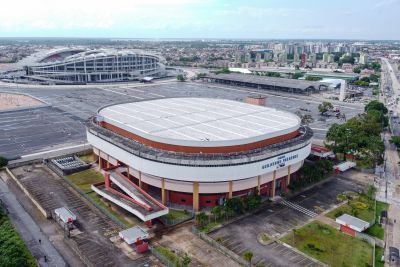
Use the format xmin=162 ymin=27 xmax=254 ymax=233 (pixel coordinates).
xmin=292 ymin=72 xmax=304 ymax=79
xmin=243 ymin=194 xmax=261 ymax=211
xmin=318 ymin=101 xmax=333 ymax=115
xmin=391 ymin=136 xmax=400 ymax=149
xmin=225 ymin=197 xmax=245 ymax=214
xmin=295 ymin=111 xmax=314 ymax=125
xmin=176 ymin=74 xmax=186 ymax=82
xmin=365 ymin=100 xmax=388 ymax=114
xmin=0 ymin=156 xmax=8 ymax=168
xmin=243 ymin=250 xmax=253 ymax=266
xmin=325 ymin=102 xmax=386 ymax=168
xmin=266 ymin=72 xmax=281 ymax=77
xmin=195 ymin=212 xmax=208 ymax=227
xmin=353 ymin=67 xmax=361 ymax=74
xmin=305 ymin=76 xmax=323 ymax=81
xmin=211 ymin=206 xmax=222 ymax=222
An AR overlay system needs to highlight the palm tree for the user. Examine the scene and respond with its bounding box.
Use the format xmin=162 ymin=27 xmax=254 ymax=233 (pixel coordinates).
xmin=243 ymin=250 xmax=253 ymax=266
xmin=211 ymin=206 xmax=222 ymax=222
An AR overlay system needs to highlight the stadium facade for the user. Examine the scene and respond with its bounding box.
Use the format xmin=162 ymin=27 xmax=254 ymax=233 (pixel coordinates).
xmin=25 ymin=48 xmax=166 ymax=83
xmin=87 ymin=98 xmax=313 ymax=212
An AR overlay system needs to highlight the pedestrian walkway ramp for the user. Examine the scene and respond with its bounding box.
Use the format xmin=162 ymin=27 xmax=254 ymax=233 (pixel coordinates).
xmin=91 ymin=167 xmax=168 ymax=222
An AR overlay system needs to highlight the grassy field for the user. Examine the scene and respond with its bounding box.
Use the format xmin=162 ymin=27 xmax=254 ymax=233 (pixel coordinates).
xmin=281 ymin=222 xmax=373 ymax=267
xmin=67 ymin=169 xmax=104 ymax=193
xmin=0 ymin=208 xmax=37 ymax=267
xmin=375 ymin=246 xmax=385 ymax=267
xmin=165 ymin=209 xmax=192 ymax=221
xmin=79 ymin=154 xmax=95 ymax=163
xmin=326 ymin=194 xmax=375 ymax=222
xmin=366 ymin=201 xmax=389 ymax=239
xmin=86 ymin=191 xmax=137 ymax=228
xmin=153 ymin=245 xmax=190 ymax=266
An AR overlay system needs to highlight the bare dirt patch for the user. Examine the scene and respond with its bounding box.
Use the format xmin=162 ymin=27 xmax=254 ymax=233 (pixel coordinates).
xmin=0 ymin=93 xmax=43 ymax=110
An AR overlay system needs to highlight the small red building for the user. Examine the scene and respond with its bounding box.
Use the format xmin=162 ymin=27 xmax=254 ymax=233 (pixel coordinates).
xmin=336 ymin=214 xmax=370 ymax=237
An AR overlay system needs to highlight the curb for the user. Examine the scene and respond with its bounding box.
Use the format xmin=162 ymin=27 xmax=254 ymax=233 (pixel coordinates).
xmin=5 ymin=167 xmax=49 ymax=218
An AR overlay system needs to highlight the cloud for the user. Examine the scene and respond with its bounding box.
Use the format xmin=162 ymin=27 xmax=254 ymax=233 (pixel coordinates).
xmin=372 ymin=0 xmax=400 ymax=9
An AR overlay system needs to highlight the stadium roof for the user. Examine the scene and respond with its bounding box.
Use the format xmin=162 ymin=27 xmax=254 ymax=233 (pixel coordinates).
xmin=99 ymin=98 xmax=300 ymax=148
xmin=205 ymin=73 xmax=330 ymax=91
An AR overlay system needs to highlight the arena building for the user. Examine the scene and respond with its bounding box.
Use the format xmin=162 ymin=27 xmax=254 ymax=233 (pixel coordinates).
xmin=86 ymin=98 xmax=313 ymax=215
xmin=24 ymin=48 xmax=166 ymax=84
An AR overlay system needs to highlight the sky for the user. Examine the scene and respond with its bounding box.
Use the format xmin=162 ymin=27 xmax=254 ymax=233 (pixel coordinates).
xmin=0 ymin=0 xmax=399 ymax=40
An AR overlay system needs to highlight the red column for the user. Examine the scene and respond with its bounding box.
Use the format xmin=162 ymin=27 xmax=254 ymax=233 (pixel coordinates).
xmin=145 ymin=220 xmax=152 ymax=228
xmin=105 ymin=173 xmax=111 ymax=188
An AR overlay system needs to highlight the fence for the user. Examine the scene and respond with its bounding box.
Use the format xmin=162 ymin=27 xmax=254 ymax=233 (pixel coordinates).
xmin=149 ymin=245 xmax=178 ymax=267
xmin=356 ymin=232 xmax=376 ymax=267
xmin=191 ymin=225 xmax=247 ymax=266
xmin=159 ymin=210 xmax=194 ymax=226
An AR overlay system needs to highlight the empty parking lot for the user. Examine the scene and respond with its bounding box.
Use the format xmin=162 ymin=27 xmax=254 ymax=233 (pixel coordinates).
xmin=0 ymin=81 xmax=363 ymax=159
xmin=208 ymin=177 xmax=365 ymax=267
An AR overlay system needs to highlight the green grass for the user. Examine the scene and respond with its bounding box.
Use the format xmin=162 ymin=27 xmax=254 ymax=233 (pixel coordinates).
xmin=375 ymin=246 xmax=385 ymax=267
xmin=165 ymin=209 xmax=192 ymax=221
xmin=86 ymin=191 xmax=136 ymax=228
xmin=366 ymin=201 xmax=389 ymax=240
xmin=79 ymin=154 xmax=95 ymax=163
xmin=199 ymin=221 xmax=220 ymax=233
xmin=366 ymin=223 xmax=384 ymax=240
xmin=260 ymin=233 xmax=270 ymax=242
xmin=281 ymin=222 xmax=373 ymax=267
xmin=67 ymin=168 xmax=138 ymax=228
xmin=153 ymin=246 xmax=190 ymax=266
xmin=0 ymin=208 xmax=37 ymax=267
xmin=67 ymin=169 xmax=104 ymax=193
xmin=326 ymin=194 xmax=375 ymax=222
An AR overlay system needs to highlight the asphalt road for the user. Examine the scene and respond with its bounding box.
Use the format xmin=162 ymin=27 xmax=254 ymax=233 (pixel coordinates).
xmin=0 ymin=80 xmax=363 ymax=159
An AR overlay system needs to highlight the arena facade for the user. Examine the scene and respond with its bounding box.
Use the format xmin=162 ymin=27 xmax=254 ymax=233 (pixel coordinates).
xmin=25 ymin=48 xmax=166 ymax=83
xmin=87 ymin=98 xmax=313 ymax=212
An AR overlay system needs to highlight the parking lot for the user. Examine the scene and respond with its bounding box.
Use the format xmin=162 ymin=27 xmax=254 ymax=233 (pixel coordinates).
xmin=0 ymin=80 xmax=363 ymax=159
xmin=9 ymin=164 xmax=154 ymax=267
xmin=0 ymin=106 xmax=86 ymax=158
xmin=208 ymin=177 xmax=366 ymax=267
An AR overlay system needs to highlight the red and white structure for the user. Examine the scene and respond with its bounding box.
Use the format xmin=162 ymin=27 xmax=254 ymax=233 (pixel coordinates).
xmin=86 ymin=98 xmax=313 ymax=212
xmin=336 ymin=214 xmax=370 ymax=237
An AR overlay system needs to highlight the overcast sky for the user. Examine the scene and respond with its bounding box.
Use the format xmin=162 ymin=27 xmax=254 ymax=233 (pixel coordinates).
xmin=1 ymin=0 xmax=399 ymax=40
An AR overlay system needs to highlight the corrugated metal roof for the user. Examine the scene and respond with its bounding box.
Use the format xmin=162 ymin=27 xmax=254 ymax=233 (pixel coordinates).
xmin=99 ymin=98 xmax=300 ymax=148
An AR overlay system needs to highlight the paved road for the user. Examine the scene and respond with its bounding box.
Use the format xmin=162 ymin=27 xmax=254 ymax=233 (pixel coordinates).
xmin=0 ymin=172 xmax=66 ymax=267
xmin=380 ymin=58 xmax=400 ymax=266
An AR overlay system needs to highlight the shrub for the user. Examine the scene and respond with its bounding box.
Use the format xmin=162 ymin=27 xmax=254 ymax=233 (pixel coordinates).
xmin=0 ymin=156 xmax=8 ymax=168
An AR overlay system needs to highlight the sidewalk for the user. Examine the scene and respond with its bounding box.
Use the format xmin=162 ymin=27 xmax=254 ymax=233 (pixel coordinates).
xmin=0 ymin=172 xmax=66 ymax=267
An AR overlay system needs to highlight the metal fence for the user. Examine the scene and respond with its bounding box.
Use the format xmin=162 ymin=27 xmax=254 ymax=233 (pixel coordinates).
xmin=149 ymin=245 xmax=178 ymax=267
xmin=356 ymin=232 xmax=376 ymax=267
xmin=159 ymin=210 xmax=194 ymax=226
xmin=191 ymin=225 xmax=246 ymax=266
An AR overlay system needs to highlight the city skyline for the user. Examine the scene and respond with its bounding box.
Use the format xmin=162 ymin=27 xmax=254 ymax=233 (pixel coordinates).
xmin=0 ymin=0 xmax=399 ymax=40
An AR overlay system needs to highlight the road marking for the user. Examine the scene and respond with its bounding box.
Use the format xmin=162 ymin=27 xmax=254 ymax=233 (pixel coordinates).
xmin=20 ymin=143 xmax=89 ymax=158
xmin=149 ymin=93 xmax=165 ymax=98
xmin=96 ymin=87 xmax=145 ymax=99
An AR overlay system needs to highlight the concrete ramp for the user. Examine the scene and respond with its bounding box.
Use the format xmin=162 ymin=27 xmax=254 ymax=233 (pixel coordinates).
xmin=91 ymin=167 xmax=168 ymax=222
